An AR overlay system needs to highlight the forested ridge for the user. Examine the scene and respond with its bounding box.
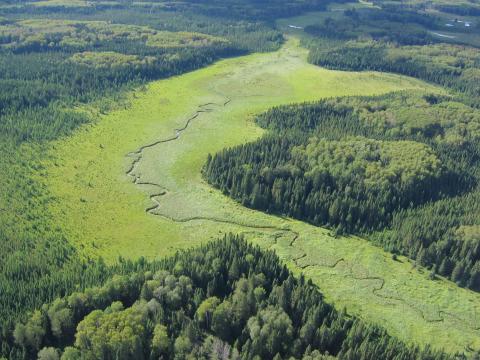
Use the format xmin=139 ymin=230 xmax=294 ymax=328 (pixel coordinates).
xmin=203 ymin=92 xmax=480 ymax=291
xmin=10 ymin=236 xmax=455 ymax=360
xmin=6 ymin=0 xmax=341 ymax=21
xmin=0 ymin=19 xmax=241 ymax=142
xmin=373 ymin=0 xmax=480 ymax=18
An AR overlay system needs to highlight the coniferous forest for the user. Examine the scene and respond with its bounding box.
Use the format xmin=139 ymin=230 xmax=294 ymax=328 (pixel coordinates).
xmin=303 ymin=1 xmax=480 ymax=103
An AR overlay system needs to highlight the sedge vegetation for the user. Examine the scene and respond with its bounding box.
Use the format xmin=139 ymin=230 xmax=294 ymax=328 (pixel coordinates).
xmin=270 ymin=1 xmax=480 ymax=294
xmin=0 ymin=19 xmax=239 ymax=142
xmin=36 ymin=40 xmax=480 ymax=355
xmin=308 ymin=41 xmax=480 ymax=100
xmin=0 ymin=17 xmax=235 ymax=351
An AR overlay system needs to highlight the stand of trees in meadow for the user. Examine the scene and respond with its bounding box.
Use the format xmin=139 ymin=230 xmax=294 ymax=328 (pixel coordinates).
xmin=11 ymin=235 xmax=455 ymax=360
xmin=203 ymin=92 xmax=480 ymax=291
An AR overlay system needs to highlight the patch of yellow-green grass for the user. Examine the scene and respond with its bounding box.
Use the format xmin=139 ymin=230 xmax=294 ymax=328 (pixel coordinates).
xmin=278 ymin=228 xmax=480 ymax=354
xmin=28 ymin=0 xmax=91 ymax=7
xmin=27 ymin=0 xmax=120 ymax=7
xmin=41 ymin=38 xmax=480 ymax=354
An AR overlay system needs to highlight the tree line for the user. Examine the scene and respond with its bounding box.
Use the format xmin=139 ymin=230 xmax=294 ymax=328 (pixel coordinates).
xmin=12 ymin=235 xmax=456 ymax=360
xmin=0 ymin=21 xmax=240 ymax=354
xmin=11 ymin=0 xmax=347 ymax=22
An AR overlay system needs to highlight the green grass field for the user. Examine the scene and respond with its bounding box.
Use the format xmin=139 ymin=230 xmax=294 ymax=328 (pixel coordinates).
xmin=41 ymin=38 xmax=480 ymax=354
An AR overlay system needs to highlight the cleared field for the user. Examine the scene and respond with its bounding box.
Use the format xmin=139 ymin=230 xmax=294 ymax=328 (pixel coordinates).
xmin=42 ymin=38 xmax=480 ymax=353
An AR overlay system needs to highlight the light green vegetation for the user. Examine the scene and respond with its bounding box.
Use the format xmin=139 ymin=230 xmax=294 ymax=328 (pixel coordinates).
xmin=293 ymin=137 xmax=443 ymax=189
xmin=388 ymin=42 xmax=480 ymax=74
xmin=41 ymin=38 xmax=480 ymax=353
xmin=0 ymin=19 xmax=227 ymax=50
xmin=69 ymin=51 xmax=156 ymax=69
xmin=27 ymin=0 xmax=119 ymax=8
xmin=43 ymin=37 xmax=428 ymax=260
xmin=456 ymin=225 xmax=480 ymax=242
xmin=145 ymin=31 xmax=228 ymax=48
xmin=352 ymin=95 xmax=480 ymax=143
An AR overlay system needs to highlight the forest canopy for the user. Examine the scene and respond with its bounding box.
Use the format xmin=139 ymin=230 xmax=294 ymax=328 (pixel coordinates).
xmin=13 ymin=236 xmax=454 ymax=360
xmin=299 ymin=0 xmax=480 ymax=100
xmin=292 ymin=137 xmax=443 ymax=193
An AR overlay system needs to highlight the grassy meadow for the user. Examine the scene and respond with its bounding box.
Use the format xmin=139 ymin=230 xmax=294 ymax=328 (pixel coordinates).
xmin=41 ymin=38 xmax=480 ymax=353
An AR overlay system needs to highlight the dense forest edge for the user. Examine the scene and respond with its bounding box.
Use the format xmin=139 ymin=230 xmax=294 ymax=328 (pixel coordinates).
xmin=299 ymin=0 xmax=480 ymax=104
xmin=10 ymin=235 xmax=457 ymax=360
xmin=0 ymin=0 xmax=297 ymax=354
